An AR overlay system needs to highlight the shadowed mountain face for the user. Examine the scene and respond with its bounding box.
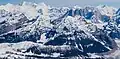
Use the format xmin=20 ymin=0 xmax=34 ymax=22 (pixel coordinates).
xmin=0 ymin=2 xmax=119 ymax=58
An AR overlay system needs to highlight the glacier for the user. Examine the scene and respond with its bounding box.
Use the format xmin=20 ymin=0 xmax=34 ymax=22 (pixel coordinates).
xmin=0 ymin=2 xmax=119 ymax=59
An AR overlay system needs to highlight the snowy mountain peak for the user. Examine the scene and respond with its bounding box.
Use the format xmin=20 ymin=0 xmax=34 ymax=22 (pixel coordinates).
xmin=97 ymin=5 xmax=117 ymax=16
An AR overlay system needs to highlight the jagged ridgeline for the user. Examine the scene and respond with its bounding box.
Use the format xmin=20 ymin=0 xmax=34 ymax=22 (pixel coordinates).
xmin=0 ymin=2 xmax=119 ymax=59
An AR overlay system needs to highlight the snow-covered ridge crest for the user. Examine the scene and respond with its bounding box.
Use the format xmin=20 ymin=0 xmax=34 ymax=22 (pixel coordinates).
xmin=96 ymin=5 xmax=117 ymax=16
xmin=0 ymin=1 xmax=49 ymax=20
xmin=0 ymin=2 xmax=117 ymax=19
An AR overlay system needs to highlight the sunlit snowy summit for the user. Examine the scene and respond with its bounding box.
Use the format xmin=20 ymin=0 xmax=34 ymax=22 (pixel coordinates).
xmin=0 ymin=2 xmax=120 ymax=59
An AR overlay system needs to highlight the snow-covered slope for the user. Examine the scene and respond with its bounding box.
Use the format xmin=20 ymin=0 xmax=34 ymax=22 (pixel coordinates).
xmin=0 ymin=2 xmax=119 ymax=59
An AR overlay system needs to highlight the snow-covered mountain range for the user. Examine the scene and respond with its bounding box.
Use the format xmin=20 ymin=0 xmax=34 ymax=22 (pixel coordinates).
xmin=0 ymin=2 xmax=120 ymax=59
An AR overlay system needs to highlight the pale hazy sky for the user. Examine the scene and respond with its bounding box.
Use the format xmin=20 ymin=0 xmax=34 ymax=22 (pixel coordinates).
xmin=0 ymin=0 xmax=119 ymax=8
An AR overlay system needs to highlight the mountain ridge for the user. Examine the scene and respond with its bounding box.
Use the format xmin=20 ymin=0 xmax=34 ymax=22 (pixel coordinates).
xmin=0 ymin=2 xmax=119 ymax=59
